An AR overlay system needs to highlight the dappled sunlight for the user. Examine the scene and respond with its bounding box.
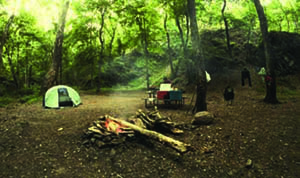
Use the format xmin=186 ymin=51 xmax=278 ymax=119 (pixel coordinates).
xmin=0 ymin=0 xmax=300 ymax=177
xmin=4 ymin=0 xmax=76 ymax=30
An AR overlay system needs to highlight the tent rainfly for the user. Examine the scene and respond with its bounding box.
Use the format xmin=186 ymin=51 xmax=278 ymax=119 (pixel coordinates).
xmin=43 ymin=85 xmax=81 ymax=108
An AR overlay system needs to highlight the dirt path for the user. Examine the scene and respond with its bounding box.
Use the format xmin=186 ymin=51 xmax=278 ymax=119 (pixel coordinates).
xmin=0 ymin=88 xmax=299 ymax=178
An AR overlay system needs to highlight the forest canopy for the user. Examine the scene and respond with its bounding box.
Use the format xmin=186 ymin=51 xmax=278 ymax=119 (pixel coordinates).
xmin=0 ymin=0 xmax=299 ymax=96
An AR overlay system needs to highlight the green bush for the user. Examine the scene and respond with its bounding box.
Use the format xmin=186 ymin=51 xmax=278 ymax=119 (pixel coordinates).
xmin=278 ymin=86 xmax=298 ymax=96
xmin=0 ymin=97 xmax=15 ymax=107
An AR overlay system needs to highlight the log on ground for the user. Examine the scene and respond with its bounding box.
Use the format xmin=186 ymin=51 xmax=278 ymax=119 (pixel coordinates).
xmin=108 ymin=116 xmax=191 ymax=153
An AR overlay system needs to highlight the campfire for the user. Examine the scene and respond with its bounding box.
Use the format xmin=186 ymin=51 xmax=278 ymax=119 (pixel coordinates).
xmin=83 ymin=108 xmax=191 ymax=153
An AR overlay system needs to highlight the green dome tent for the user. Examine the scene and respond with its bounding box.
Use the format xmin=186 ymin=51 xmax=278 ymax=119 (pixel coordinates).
xmin=43 ymin=85 xmax=81 ymax=108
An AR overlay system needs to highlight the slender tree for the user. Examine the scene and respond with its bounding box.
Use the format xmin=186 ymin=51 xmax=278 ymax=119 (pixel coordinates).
xmin=185 ymin=14 xmax=190 ymax=50
xmin=276 ymin=0 xmax=290 ymax=32
xmin=187 ymin=0 xmax=207 ymax=112
xmin=164 ymin=14 xmax=174 ymax=75
xmin=136 ymin=14 xmax=150 ymax=89
xmin=142 ymin=17 xmax=150 ymax=90
xmin=175 ymin=16 xmax=185 ymax=51
xmin=0 ymin=15 xmax=14 ymax=73
xmin=96 ymin=8 xmax=106 ymax=93
xmin=42 ymin=0 xmax=70 ymax=91
xmin=108 ymin=26 xmax=116 ymax=59
xmin=221 ymin=0 xmax=232 ymax=59
xmin=6 ymin=40 xmax=18 ymax=88
xmin=253 ymin=0 xmax=278 ymax=103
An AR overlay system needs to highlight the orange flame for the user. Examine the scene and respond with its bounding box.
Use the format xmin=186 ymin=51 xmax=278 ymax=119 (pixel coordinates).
xmin=105 ymin=118 xmax=124 ymax=134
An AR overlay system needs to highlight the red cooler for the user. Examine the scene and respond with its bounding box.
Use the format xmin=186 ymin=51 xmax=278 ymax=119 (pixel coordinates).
xmin=157 ymin=91 xmax=168 ymax=99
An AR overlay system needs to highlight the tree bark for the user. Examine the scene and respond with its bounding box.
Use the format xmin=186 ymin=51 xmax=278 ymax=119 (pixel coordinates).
xmin=174 ymin=16 xmax=183 ymax=76
xmin=24 ymin=44 xmax=28 ymax=87
xmin=175 ymin=16 xmax=185 ymax=52
xmin=253 ymin=0 xmax=278 ymax=103
xmin=96 ymin=8 xmax=106 ymax=93
xmin=141 ymin=17 xmax=150 ymax=90
xmin=277 ymin=0 xmax=290 ymax=32
xmin=246 ymin=17 xmax=255 ymax=61
xmin=28 ymin=65 xmax=32 ymax=88
xmin=185 ymin=13 xmax=190 ymax=51
xmin=175 ymin=13 xmax=190 ymax=76
xmin=42 ymin=0 xmax=69 ymax=92
xmin=187 ymin=0 xmax=207 ymax=112
xmin=0 ymin=15 xmax=14 ymax=73
xmin=164 ymin=14 xmax=174 ymax=75
xmin=292 ymin=12 xmax=298 ymax=32
xmin=6 ymin=43 xmax=18 ymax=88
xmin=117 ymin=38 xmax=123 ymax=56
xmin=221 ymin=0 xmax=233 ymax=59
xmin=108 ymin=27 xmax=116 ymax=58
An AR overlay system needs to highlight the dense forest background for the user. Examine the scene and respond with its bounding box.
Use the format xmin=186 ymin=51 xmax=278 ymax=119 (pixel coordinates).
xmin=0 ymin=0 xmax=300 ymax=105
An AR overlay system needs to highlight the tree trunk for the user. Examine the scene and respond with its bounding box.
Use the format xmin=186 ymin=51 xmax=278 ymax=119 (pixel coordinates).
xmin=253 ymin=0 xmax=278 ymax=103
xmin=25 ymin=46 xmax=28 ymax=87
xmin=108 ymin=27 xmax=116 ymax=58
xmin=246 ymin=17 xmax=255 ymax=61
xmin=59 ymin=59 xmax=63 ymax=84
xmin=141 ymin=17 xmax=150 ymax=90
xmin=42 ymin=0 xmax=69 ymax=92
xmin=187 ymin=0 xmax=207 ymax=112
xmin=193 ymin=75 xmax=207 ymax=112
xmin=277 ymin=0 xmax=290 ymax=32
xmin=164 ymin=14 xmax=174 ymax=75
xmin=292 ymin=12 xmax=298 ymax=32
xmin=221 ymin=0 xmax=233 ymax=59
xmin=175 ymin=16 xmax=185 ymax=52
xmin=28 ymin=65 xmax=32 ymax=88
xmin=185 ymin=13 xmax=190 ymax=51
xmin=174 ymin=16 xmax=184 ymax=76
xmin=175 ymin=14 xmax=190 ymax=77
xmin=97 ymin=8 xmax=106 ymax=93
xmin=0 ymin=15 xmax=14 ymax=73
xmin=117 ymin=39 xmax=123 ymax=56
xmin=89 ymin=31 xmax=94 ymax=88
xmin=7 ymin=44 xmax=18 ymax=88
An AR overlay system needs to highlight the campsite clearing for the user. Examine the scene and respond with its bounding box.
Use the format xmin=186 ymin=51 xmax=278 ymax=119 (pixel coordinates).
xmin=0 ymin=88 xmax=300 ymax=178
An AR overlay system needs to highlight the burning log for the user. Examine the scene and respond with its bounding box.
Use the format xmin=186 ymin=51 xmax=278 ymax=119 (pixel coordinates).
xmin=84 ymin=109 xmax=190 ymax=153
xmin=83 ymin=116 xmax=133 ymax=147
xmin=108 ymin=116 xmax=190 ymax=153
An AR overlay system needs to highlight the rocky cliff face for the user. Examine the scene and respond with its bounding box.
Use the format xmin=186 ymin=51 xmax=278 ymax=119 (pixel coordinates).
xmin=202 ymin=30 xmax=300 ymax=77
xmin=254 ymin=31 xmax=300 ymax=76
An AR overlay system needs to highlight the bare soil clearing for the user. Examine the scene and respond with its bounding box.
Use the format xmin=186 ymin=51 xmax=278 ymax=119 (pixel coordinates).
xmin=0 ymin=88 xmax=299 ymax=178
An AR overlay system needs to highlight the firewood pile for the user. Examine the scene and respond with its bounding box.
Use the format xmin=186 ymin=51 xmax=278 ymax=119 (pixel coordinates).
xmin=83 ymin=108 xmax=191 ymax=153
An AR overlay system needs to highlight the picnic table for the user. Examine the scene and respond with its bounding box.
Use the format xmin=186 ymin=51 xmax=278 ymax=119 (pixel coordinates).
xmin=143 ymin=84 xmax=186 ymax=108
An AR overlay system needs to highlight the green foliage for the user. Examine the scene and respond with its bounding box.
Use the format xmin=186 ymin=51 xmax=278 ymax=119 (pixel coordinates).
xmin=101 ymin=56 xmax=138 ymax=87
xmin=255 ymin=85 xmax=265 ymax=94
xmin=278 ymin=86 xmax=298 ymax=96
xmin=0 ymin=85 xmax=42 ymax=107
xmin=20 ymin=86 xmax=43 ymax=104
xmin=0 ymin=0 xmax=299 ymax=94
xmin=176 ymin=58 xmax=198 ymax=86
xmin=116 ymin=56 xmax=169 ymax=90
xmin=2 ymin=11 xmax=53 ymax=89
xmin=0 ymin=97 xmax=14 ymax=107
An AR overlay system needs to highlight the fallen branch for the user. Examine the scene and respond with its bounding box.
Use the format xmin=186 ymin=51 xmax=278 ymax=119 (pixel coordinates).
xmin=136 ymin=108 xmax=183 ymax=134
xmin=84 ymin=109 xmax=189 ymax=153
xmin=108 ymin=116 xmax=190 ymax=153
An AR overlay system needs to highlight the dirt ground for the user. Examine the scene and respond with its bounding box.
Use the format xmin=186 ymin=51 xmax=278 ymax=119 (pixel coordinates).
xmin=0 ymin=87 xmax=299 ymax=178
